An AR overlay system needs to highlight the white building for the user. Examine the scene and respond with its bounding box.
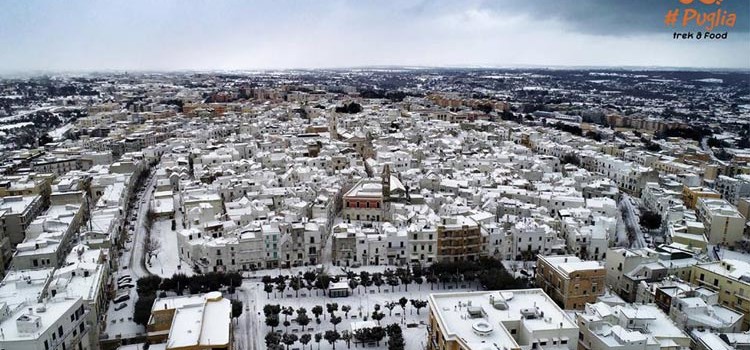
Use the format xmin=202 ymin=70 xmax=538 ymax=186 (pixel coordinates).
xmin=0 ymin=297 xmax=93 ymax=350
xmin=427 ymin=289 xmax=579 ymax=350
xmin=576 ymin=302 xmax=691 ymax=350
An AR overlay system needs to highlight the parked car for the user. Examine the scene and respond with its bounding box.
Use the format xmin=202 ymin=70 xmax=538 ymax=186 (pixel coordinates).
xmin=113 ymin=294 xmax=130 ymax=304
xmin=114 ymin=303 xmax=127 ymax=311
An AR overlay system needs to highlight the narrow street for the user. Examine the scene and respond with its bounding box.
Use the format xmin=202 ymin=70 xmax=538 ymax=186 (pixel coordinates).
xmin=236 ymin=284 xmax=262 ymax=350
xmin=619 ymin=193 xmax=647 ymax=249
xmin=127 ymin=169 xmax=158 ymax=279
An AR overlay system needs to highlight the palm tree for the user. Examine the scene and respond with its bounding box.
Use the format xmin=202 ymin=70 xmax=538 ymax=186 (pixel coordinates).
xmin=373 ymin=274 xmax=384 ymax=292
xmin=312 ymin=305 xmax=323 ymax=321
xmin=314 ymin=333 xmax=322 ymax=350
xmin=282 ymin=306 xmax=294 ymax=321
xmin=348 ymin=278 xmax=359 ymax=294
xmin=341 ymin=330 xmax=352 ymax=349
xmin=324 ymin=330 xmax=341 ymax=350
xmin=411 ymin=299 xmax=428 ymax=315
xmin=341 ymin=305 xmax=351 ymax=318
xmin=282 ymin=333 xmax=298 ymax=350
xmin=300 ymin=333 xmax=312 ymax=350
xmin=384 ymin=302 xmax=396 ymax=316
xmin=330 ymin=315 xmax=342 ymax=331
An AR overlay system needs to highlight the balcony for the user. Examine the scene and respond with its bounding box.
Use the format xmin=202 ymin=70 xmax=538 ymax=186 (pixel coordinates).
xmin=694 ymin=279 xmax=719 ymax=291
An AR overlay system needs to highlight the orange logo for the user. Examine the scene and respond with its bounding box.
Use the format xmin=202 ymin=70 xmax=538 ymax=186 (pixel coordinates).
xmin=678 ymin=0 xmax=722 ymax=4
xmin=666 ymin=0 xmax=736 ymax=31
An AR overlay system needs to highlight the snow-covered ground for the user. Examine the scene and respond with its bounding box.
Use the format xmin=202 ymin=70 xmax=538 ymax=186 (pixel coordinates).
xmin=501 ymin=260 xmax=535 ymax=279
xmin=146 ymin=218 xmax=193 ymax=277
xmin=104 ymin=280 xmax=144 ymax=339
xmin=708 ymin=244 xmax=750 ymax=261
xmin=235 ymin=279 xmax=479 ymax=350
xmin=0 ymin=106 xmax=55 ymax=123
xmin=0 ymin=121 xmax=34 ymax=130
xmin=47 ymin=122 xmax=73 ymax=141
xmin=130 ymin=171 xmax=158 ymax=278
xmin=619 ymin=193 xmax=646 ymax=249
xmin=103 ymin=170 xmax=157 ymax=340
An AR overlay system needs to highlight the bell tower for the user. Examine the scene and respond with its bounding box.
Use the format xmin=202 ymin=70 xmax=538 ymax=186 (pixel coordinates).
xmin=329 ymin=113 xmax=338 ymax=140
xmin=381 ymin=164 xmax=391 ymax=200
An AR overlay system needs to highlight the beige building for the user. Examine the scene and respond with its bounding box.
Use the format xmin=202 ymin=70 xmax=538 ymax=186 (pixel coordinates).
xmin=436 ymin=216 xmax=484 ymax=263
xmin=536 ymin=255 xmax=605 ymax=310
xmin=682 ymin=186 xmax=721 ymax=209
xmin=696 ymin=198 xmax=746 ymax=246
xmin=690 ymin=259 xmax=750 ymax=331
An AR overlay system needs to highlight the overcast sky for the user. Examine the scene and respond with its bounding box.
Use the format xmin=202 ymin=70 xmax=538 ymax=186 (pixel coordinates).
xmin=1 ymin=0 xmax=748 ymax=72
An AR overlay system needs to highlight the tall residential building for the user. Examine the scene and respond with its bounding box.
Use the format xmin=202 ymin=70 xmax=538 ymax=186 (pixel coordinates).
xmin=0 ymin=195 xmax=45 ymax=274
xmin=536 ymin=255 xmax=605 ymax=310
xmin=695 ymin=198 xmax=746 ymax=247
xmin=427 ymin=289 xmax=579 ymax=350
xmin=0 ymin=195 xmax=44 ymax=246
xmin=436 ymin=216 xmax=484 ymax=263
xmin=683 ymin=186 xmax=722 ymax=209
xmin=714 ymin=175 xmax=750 ymax=205
xmin=690 ymin=259 xmax=750 ymax=331
xmin=605 ymin=248 xmax=655 ymax=299
xmin=0 ymin=297 xmax=93 ymax=350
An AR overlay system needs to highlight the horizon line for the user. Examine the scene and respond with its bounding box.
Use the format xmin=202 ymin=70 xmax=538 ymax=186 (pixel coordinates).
xmin=1 ymin=64 xmax=749 ymax=78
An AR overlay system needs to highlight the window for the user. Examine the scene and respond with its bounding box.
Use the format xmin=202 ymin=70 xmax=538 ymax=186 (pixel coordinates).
xmin=58 ymin=325 xmax=63 ymax=337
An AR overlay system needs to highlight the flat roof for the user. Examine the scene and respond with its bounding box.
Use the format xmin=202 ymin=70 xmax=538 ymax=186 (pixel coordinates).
xmin=539 ymin=256 xmax=603 ymax=277
xmin=164 ymin=292 xmax=231 ymax=349
xmin=429 ymin=289 xmax=577 ymax=350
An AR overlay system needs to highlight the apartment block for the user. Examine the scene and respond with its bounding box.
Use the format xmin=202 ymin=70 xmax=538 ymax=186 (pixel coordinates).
xmin=576 ymin=302 xmax=691 ymax=350
xmin=0 ymin=297 xmax=93 ymax=350
xmin=12 ymin=200 xmax=84 ymax=270
xmin=427 ymin=289 xmax=579 ymax=350
xmin=696 ymin=198 xmax=746 ymax=246
xmin=683 ymin=186 xmax=722 ymax=209
xmin=536 ymin=255 xmax=605 ymax=310
xmin=436 ymin=216 xmax=484 ymax=263
xmin=690 ymin=259 xmax=750 ymax=331
xmin=714 ymin=175 xmax=750 ymax=205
